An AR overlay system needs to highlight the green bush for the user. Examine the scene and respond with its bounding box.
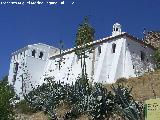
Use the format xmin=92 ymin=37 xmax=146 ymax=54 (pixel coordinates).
xmin=153 ymin=47 xmax=160 ymax=69
xmin=0 ymin=76 xmax=15 ymax=120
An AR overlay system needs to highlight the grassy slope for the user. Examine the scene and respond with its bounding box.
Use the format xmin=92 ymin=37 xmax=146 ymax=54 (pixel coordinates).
xmin=104 ymin=70 xmax=160 ymax=102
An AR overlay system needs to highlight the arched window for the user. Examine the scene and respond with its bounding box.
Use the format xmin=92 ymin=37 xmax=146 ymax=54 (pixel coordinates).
xmin=32 ymin=49 xmax=36 ymax=57
xmin=98 ymin=46 xmax=101 ymax=55
xmin=112 ymin=43 xmax=116 ymax=53
xmin=39 ymin=52 xmax=43 ymax=59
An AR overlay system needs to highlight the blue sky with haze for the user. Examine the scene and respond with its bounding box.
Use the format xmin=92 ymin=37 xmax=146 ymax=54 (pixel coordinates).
xmin=0 ymin=0 xmax=160 ymax=78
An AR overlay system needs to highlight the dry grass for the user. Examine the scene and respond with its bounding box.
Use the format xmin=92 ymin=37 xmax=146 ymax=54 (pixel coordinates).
xmin=56 ymin=102 xmax=71 ymax=118
xmin=14 ymin=111 xmax=49 ymax=120
xmin=77 ymin=114 xmax=89 ymax=120
xmin=104 ymin=70 xmax=160 ymax=102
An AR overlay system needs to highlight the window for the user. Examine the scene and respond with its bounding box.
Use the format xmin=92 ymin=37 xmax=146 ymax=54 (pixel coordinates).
xmin=98 ymin=46 xmax=101 ymax=55
xmin=107 ymin=75 xmax=109 ymax=78
xmin=39 ymin=52 xmax=43 ymax=59
xmin=14 ymin=62 xmax=19 ymax=74
xmin=140 ymin=51 xmax=145 ymax=61
xmin=32 ymin=50 xmax=36 ymax=57
xmin=116 ymin=28 xmax=118 ymax=31
xmin=146 ymin=58 xmax=149 ymax=62
xmin=112 ymin=43 xmax=116 ymax=53
xmin=13 ymin=75 xmax=17 ymax=85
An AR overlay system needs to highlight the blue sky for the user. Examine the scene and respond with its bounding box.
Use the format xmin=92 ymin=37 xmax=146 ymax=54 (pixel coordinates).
xmin=0 ymin=0 xmax=160 ymax=79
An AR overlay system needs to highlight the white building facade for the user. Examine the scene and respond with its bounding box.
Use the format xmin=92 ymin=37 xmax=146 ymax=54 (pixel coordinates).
xmin=8 ymin=23 xmax=155 ymax=98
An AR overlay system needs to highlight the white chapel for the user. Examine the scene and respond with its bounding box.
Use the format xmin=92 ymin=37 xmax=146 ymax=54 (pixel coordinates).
xmin=8 ymin=23 xmax=156 ymax=98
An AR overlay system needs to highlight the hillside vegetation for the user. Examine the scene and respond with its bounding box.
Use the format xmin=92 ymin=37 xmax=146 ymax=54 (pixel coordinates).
xmin=105 ymin=70 xmax=160 ymax=102
xmin=14 ymin=70 xmax=160 ymax=120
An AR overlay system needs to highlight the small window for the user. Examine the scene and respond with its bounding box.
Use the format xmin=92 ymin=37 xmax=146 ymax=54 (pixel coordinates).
xmin=112 ymin=43 xmax=116 ymax=53
xmin=32 ymin=50 xmax=36 ymax=57
xmin=116 ymin=28 xmax=118 ymax=31
xmin=13 ymin=74 xmax=16 ymax=85
xmin=133 ymin=65 xmax=135 ymax=69
xmin=107 ymin=75 xmax=109 ymax=78
xmin=146 ymin=58 xmax=149 ymax=62
xmin=39 ymin=52 xmax=43 ymax=59
xmin=140 ymin=51 xmax=145 ymax=61
xmin=14 ymin=62 xmax=19 ymax=74
xmin=98 ymin=46 xmax=101 ymax=55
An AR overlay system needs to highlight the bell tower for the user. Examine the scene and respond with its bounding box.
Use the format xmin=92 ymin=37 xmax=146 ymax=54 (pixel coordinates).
xmin=112 ymin=23 xmax=122 ymax=36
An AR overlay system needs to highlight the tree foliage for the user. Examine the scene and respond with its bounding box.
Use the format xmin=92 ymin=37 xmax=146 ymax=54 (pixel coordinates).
xmin=153 ymin=47 xmax=160 ymax=69
xmin=0 ymin=76 xmax=15 ymax=120
xmin=75 ymin=17 xmax=95 ymax=58
xmin=75 ymin=17 xmax=95 ymax=47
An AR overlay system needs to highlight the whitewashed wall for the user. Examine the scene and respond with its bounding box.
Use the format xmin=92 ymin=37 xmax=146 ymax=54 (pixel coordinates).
xmin=124 ymin=37 xmax=155 ymax=78
xmin=44 ymin=36 xmax=155 ymax=85
xmin=8 ymin=43 xmax=59 ymax=99
xmin=44 ymin=37 xmax=125 ymax=84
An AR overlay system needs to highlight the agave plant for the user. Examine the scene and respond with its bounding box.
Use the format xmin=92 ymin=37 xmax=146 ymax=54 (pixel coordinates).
xmin=88 ymin=83 xmax=115 ymax=120
xmin=24 ymin=77 xmax=67 ymax=120
xmin=111 ymin=84 xmax=143 ymax=120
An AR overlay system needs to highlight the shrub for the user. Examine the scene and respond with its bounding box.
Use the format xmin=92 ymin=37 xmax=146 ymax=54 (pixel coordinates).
xmin=0 ymin=76 xmax=15 ymax=120
xmin=153 ymin=47 xmax=160 ymax=69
